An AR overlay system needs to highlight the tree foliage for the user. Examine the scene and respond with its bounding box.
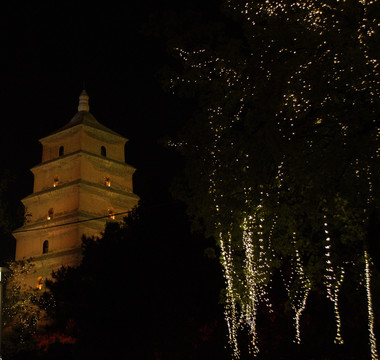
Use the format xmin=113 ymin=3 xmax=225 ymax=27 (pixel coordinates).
xmin=40 ymin=202 xmax=227 ymax=360
xmin=168 ymin=0 xmax=380 ymax=357
xmin=2 ymin=260 xmax=54 ymax=359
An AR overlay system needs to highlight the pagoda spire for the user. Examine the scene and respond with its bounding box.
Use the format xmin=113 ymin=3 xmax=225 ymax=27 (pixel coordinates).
xmin=78 ymin=89 xmax=90 ymax=112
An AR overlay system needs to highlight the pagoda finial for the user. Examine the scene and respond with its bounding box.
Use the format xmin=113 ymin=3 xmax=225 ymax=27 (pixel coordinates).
xmin=78 ymin=89 xmax=89 ymax=112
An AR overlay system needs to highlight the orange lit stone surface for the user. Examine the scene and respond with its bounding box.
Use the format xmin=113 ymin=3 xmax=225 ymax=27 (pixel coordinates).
xmin=13 ymin=90 xmax=139 ymax=283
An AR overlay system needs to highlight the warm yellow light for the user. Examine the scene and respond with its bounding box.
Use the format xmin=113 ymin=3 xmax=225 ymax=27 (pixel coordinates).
xmin=108 ymin=208 xmax=115 ymax=220
xmin=365 ymin=251 xmax=379 ymax=360
xmin=53 ymin=175 xmax=59 ymax=187
xmin=36 ymin=276 xmax=43 ymax=290
xmin=47 ymin=208 xmax=54 ymax=220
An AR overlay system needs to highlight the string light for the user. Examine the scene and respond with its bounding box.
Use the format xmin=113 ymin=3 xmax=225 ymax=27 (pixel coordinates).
xmin=282 ymin=234 xmax=311 ymax=344
xmin=323 ymin=218 xmax=344 ymax=344
xmin=242 ymin=218 xmax=259 ymax=355
xmin=3 ymin=261 xmax=55 ymax=346
xmin=364 ymin=251 xmax=379 ymax=360
xmin=171 ymin=0 xmax=379 ymax=356
xmin=219 ymin=232 xmax=240 ymax=358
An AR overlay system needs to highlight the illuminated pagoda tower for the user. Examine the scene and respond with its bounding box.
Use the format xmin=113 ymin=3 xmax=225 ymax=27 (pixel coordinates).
xmin=13 ymin=90 xmax=139 ymax=286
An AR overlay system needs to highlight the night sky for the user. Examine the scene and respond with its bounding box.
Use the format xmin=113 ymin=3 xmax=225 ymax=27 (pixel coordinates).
xmin=0 ymin=2 xmax=230 ymax=357
xmin=0 ymin=2 xmax=231 ymax=358
xmin=0 ymin=0 xmax=215 ymax=201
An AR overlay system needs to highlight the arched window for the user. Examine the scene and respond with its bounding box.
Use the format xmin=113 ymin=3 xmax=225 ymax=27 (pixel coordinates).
xmin=101 ymin=146 xmax=107 ymax=157
xmin=47 ymin=208 xmax=54 ymax=220
xmin=59 ymin=146 xmax=64 ymax=156
xmin=53 ymin=175 xmax=59 ymax=187
xmin=43 ymin=240 xmax=49 ymax=254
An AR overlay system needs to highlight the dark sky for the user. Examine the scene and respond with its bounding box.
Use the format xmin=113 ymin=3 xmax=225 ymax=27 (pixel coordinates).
xmin=0 ymin=4 xmax=231 ymax=358
xmin=0 ymin=0 xmax=217 ymax=201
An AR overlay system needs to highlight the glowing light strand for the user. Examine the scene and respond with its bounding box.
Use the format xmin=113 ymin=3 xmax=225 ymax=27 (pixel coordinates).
xmin=293 ymin=238 xmax=311 ymax=344
xmin=323 ymin=219 xmax=344 ymax=344
xmin=364 ymin=250 xmax=379 ymax=360
xmin=282 ymin=234 xmax=311 ymax=344
xmin=242 ymin=216 xmax=260 ymax=355
xmin=219 ymin=232 xmax=240 ymax=358
xmin=172 ymin=0 xmax=379 ymax=356
xmin=242 ymin=223 xmax=259 ymax=355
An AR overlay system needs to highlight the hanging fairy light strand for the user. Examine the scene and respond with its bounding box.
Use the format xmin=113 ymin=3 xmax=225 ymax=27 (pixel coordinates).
xmin=170 ymin=0 xmax=379 ymax=357
xmin=364 ymin=251 xmax=379 ymax=360
xmin=219 ymin=232 xmax=241 ymax=358
xmin=242 ymin=217 xmax=260 ymax=355
xmin=323 ymin=218 xmax=344 ymax=344
xmin=293 ymin=245 xmax=311 ymax=345
xmin=281 ymin=234 xmax=311 ymax=344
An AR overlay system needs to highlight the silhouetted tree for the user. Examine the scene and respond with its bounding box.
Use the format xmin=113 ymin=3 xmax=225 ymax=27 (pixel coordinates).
xmin=41 ymin=202 xmax=227 ymax=360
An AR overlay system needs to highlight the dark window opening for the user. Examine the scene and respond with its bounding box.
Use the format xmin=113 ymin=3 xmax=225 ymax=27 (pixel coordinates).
xmin=43 ymin=240 xmax=49 ymax=254
xmin=54 ymin=175 xmax=59 ymax=187
xmin=108 ymin=207 xmax=115 ymax=220
xmin=101 ymin=146 xmax=107 ymax=157
xmin=48 ymin=208 xmax=54 ymax=220
xmin=59 ymin=146 xmax=64 ymax=156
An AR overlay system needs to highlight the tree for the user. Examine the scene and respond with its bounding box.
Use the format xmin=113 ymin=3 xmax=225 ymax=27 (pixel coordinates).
xmin=42 ymin=202 xmax=227 ymax=360
xmin=168 ymin=0 xmax=380 ymax=357
xmin=2 ymin=260 xmax=54 ymax=360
